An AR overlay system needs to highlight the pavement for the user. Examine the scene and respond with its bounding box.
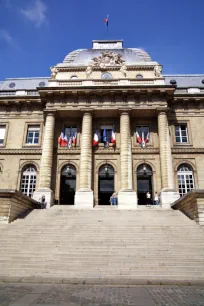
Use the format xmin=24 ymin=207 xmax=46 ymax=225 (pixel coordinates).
xmin=0 ymin=283 xmax=204 ymax=306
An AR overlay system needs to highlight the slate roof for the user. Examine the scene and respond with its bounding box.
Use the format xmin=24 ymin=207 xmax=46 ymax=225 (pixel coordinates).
xmin=59 ymin=48 xmax=152 ymax=67
xmin=0 ymin=75 xmax=204 ymax=91
xmin=0 ymin=77 xmax=49 ymax=91
xmin=164 ymin=75 xmax=204 ymax=88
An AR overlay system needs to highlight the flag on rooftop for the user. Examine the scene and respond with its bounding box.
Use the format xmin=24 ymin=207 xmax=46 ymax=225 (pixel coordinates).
xmin=104 ymin=15 xmax=109 ymax=26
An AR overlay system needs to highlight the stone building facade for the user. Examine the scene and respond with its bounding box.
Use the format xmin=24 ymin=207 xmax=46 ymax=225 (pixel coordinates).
xmin=0 ymin=40 xmax=203 ymax=209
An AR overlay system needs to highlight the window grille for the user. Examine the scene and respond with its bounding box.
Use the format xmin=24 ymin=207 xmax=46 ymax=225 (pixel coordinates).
xmin=175 ymin=125 xmax=188 ymax=143
xmin=64 ymin=127 xmax=77 ymax=139
xmin=177 ymin=164 xmax=194 ymax=197
xmin=21 ymin=165 xmax=37 ymax=197
xmin=26 ymin=125 xmax=40 ymax=144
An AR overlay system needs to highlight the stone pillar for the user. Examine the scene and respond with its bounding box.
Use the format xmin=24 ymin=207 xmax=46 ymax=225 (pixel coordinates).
xmin=118 ymin=112 xmax=137 ymax=209
xmin=158 ymin=110 xmax=179 ymax=208
xmin=75 ymin=112 xmax=93 ymax=208
xmin=33 ymin=111 xmax=55 ymax=208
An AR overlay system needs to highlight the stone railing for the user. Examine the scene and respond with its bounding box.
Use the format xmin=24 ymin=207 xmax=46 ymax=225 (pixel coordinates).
xmin=0 ymin=189 xmax=41 ymax=224
xmin=50 ymin=78 xmax=164 ymax=87
xmin=171 ymin=190 xmax=204 ymax=226
xmin=0 ymin=90 xmax=39 ymax=97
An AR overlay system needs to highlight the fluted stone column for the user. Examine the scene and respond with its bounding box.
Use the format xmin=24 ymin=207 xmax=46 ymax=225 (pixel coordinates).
xmin=118 ymin=112 xmax=137 ymax=209
xmin=158 ymin=111 xmax=179 ymax=208
xmin=33 ymin=111 xmax=55 ymax=208
xmin=75 ymin=112 xmax=93 ymax=208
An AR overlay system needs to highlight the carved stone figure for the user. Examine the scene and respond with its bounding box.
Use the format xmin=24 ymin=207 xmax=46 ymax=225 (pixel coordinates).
xmin=154 ymin=65 xmax=162 ymax=77
xmin=90 ymin=51 xmax=125 ymax=68
xmin=120 ymin=63 xmax=127 ymax=77
xmin=86 ymin=65 xmax=93 ymax=78
xmin=50 ymin=66 xmax=58 ymax=79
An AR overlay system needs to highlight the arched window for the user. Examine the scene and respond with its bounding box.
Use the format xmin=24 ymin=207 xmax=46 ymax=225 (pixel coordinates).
xmin=21 ymin=165 xmax=37 ymax=197
xmin=99 ymin=164 xmax=114 ymax=177
xmin=177 ymin=163 xmax=194 ymax=197
xmin=61 ymin=164 xmax=76 ymax=177
xmin=137 ymin=164 xmax=152 ymax=176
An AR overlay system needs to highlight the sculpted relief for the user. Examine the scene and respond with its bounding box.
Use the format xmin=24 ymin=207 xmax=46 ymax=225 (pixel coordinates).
xmin=86 ymin=51 xmax=126 ymax=78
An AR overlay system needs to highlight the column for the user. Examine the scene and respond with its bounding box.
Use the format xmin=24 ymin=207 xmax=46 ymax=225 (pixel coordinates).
xmin=118 ymin=112 xmax=137 ymax=208
xmin=33 ymin=111 xmax=55 ymax=208
xmin=75 ymin=112 xmax=93 ymax=208
xmin=158 ymin=110 xmax=179 ymax=208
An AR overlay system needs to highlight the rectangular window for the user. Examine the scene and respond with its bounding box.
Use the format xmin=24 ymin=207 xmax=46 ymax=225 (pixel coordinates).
xmin=26 ymin=125 xmax=40 ymax=144
xmin=64 ymin=127 xmax=77 ymax=139
xmin=100 ymin=125 xmax=113 ymax=143
xmin=136 ymin=126 xmax=149 ymax=143
xmin=0 ymin=125 xmax=6 ymax=145
xmin=175 ymin=125 xmax=188 ymax=143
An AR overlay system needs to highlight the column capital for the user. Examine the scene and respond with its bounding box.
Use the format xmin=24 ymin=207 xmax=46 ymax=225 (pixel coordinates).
xmin=44 ymin=109 xmax=57 ymax=116
xmin=156 ymin=107 xmax=170 ymax=115
xmin=80 ymin=108 xmax=94 ymax=114
xmin=118 ymin=108 xmax=132 ymax=116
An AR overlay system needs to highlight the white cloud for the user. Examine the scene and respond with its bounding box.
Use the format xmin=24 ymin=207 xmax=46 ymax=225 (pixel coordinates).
xmin=0 ymin=29 xmax=14 ymax=45
xmin=0 ymin=29 xmax=20 ymax=50
xmin=20 ymin=0 xmax=48 ymax=28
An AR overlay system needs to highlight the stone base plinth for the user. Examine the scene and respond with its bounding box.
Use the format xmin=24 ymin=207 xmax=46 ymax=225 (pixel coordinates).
xmin=160 ymin=189 xmax=180 ymax=209
xmin=118 ymin=190 xmax=137 ymax=209
xmin=74 ymin=189 xmax=93 ymax=209
xmin=33 ymin=189 xmax=54 ymax=208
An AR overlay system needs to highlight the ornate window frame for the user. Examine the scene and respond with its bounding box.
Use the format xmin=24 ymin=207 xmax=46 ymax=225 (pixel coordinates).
xmin=22 ymin=122 xmax=43 ymax=148
xmin=171 ymin=121 xmax=192 ymax=147
xmin=132 ymin=120 xmax=154 ymax=148
xmin=177 ymin=163 xmax=195 ymax=197
xmin=20 ymin=164 xmax=37 ymax=198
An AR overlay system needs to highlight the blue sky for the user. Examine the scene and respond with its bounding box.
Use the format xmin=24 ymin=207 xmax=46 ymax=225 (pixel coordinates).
xmin=0 ymin=0 xmax=204 ymax=80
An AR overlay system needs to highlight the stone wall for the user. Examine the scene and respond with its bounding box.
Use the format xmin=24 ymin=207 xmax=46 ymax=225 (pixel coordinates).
xmin=172 ymin=190 xmax=204 ymax=226
xmin=0 ymin=189 xmax=40 ymax=223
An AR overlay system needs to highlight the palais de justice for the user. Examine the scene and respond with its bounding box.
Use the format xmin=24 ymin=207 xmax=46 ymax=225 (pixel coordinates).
xmin=0 ymin=40 xmax=203 ymax=209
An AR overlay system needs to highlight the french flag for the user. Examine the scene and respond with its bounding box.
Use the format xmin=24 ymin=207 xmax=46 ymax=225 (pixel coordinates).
xmin=93 ymin=132 xmax=99 ymax=147
xmin=58 ymin=132 xmax=68 ymax=147
xmin=145 ymin=132 xmax=149 ymax=143
xmin=111 ymin=129 xmax=116 ymax=144
xmin=136 ymin=131 xmax=142 ymax=144
xmin=72 ymin=132 xmax=77 ymax=146
xmin=104 ymin=15 xmax=109 ymax=26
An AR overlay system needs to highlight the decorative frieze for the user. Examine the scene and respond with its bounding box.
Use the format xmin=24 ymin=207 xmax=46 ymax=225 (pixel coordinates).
xmin=0 ymin=149 xmax=42 ymax=154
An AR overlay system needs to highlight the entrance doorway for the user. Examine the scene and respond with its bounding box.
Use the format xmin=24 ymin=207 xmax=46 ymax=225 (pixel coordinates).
xmin=98 ymin=164 xmax=114 ymax=205
xmin=137 ymin=164 xmax=153 ymax=205
xmin=60 ymin=164 xmax=76 ymax=205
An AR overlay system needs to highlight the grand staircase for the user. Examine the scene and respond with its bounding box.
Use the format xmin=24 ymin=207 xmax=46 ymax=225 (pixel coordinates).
xmin=0 ymin=207 xmax=204 ymax=285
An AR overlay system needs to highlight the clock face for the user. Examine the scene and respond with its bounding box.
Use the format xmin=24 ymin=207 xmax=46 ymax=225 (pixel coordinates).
xmin=101 ymin=72 xmax=113 ymax=80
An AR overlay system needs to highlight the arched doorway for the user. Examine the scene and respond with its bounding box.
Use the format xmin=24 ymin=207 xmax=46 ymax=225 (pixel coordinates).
xmin=60 ymin=164 xmax=76 ymax=205
xmin=137 ymin=164 xmax=153 ymax=205
xmin=98 ymin=164 xmax=114 ymax=205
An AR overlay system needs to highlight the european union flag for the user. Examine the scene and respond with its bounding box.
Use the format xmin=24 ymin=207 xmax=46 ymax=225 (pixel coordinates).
xmin=103 ymin=128 xmax=107 ymax=143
